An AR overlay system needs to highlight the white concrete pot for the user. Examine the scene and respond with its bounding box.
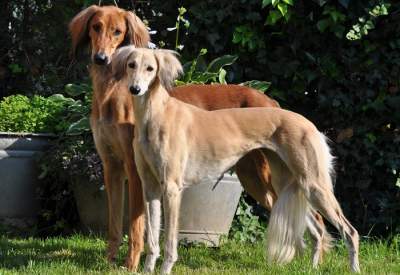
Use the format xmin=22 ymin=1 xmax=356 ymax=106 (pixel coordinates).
xmin=73 ymin=173 xmax=242 ymax=246
xmin=0 ymin=132 xmax=53 ymax=228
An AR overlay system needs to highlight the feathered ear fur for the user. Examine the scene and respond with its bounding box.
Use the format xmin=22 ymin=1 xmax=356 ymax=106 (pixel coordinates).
xmin=124 ymin=11 xmax=150 ymax=48
xmin=69 ymin=5 xmax=100 ymax=59
xmin=154 ymin=50 xmax=183 ymax=90
xmin=111 ymin=46 xmax=135 ymax=80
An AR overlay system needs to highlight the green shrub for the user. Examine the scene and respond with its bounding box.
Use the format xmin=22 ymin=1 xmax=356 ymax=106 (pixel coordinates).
xmin=0 ymin=95 xmax=70 ymax=133
xmin=146 ymin=0 xmax=400 ymax=237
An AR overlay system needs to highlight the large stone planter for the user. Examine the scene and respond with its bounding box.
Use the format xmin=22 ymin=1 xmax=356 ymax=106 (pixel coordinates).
xmin=72 ymin=179 xmax=129 ymax=233
xmin=178 ymin=173 xmax=242 ymax=246
xmin=0 ymin=132 xmax=54 ymax=228
xmin=73 ymin=173 xmax=242 ymax=246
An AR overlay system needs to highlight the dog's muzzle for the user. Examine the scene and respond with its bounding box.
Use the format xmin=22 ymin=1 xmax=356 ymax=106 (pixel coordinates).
xmin=129 ymin=85 xmax=141 ymax=95
xmin=94 ymin=52 xmax=109 ymax=65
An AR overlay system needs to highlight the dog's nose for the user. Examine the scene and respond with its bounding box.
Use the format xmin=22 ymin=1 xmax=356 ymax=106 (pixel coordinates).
xmin=129 ymin=85 xmax=141 ymax=95
xmin=94 ymin=53 xmax=108 ymax=65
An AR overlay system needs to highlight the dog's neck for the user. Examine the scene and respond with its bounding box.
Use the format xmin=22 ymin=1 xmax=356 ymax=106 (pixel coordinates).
xmin=89 ymin=63 xmax=134 ymax=124
xmin=132 ymin=79 xmax=170 ymax=131
xmin=90 ymin=64 xmax=113 ymax=92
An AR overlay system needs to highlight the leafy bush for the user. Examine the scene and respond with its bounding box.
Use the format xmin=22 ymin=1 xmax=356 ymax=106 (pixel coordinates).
xmin=36 ymin=83 xmax=95 ymax=235
xmin=10 ymin=0 xmax=398 ymax=238
xmin=0 ymin=95 xmax=69 ymax=133
xmin=37 ymin=133 xmax=99 ymax=235
xmin=229 ymin=197 xmax=266 ymax=243
xmin=146 ymin=0 xmax=400 ymax=237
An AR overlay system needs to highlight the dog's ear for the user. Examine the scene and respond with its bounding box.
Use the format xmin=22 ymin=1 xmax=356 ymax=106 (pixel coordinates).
xmin=124 ymin=11 xmax=150 ymax=48
xmin=112 ymin=46 xmax=135 ymax=81
xmin=69 ymin=5 xmax=99 ymax=59
xmin=154 ymin=50 xmax=183 ymax=90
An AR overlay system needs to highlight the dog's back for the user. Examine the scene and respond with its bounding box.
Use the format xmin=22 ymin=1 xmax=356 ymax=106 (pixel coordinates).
xmin=170 ymin=84 xmax=279 ymax=110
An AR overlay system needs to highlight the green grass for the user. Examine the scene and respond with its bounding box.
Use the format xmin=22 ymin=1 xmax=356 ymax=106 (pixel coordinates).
xmin=0 ymin=234 xmax=399 ymax=275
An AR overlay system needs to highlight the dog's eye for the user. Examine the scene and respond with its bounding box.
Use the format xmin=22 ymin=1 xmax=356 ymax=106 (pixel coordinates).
xmin=114 ymin=29 xmax=121 ymax=36
xmin=93 ymin=24 xmax=101 ymax=33
xmin=147 ymin=66 xmax=154 ymax=72
xmin=128 ymin=62 xmax=136 ymax=69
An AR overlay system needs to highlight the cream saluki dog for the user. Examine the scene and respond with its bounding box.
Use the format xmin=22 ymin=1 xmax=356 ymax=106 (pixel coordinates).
xmin=112 ymin=46 xmax=360 ymax=274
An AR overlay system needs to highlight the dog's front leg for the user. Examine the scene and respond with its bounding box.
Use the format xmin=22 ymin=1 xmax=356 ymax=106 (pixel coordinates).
xmin=123 ymin=158 xmax=145 ymax=272
xmin=103 ymin=159 xmax=125 ymax=263
xmin=143 ymin=197 xmax=162 ymax=272
xmin=161 ymin=184 xmax=182 ymax=275
xmin=133 ymin=148 xmax=162 ymax=273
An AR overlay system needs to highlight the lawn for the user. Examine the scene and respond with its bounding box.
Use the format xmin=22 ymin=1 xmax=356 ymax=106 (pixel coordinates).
xmin=0 ymin=233 xmax=399 ymax=275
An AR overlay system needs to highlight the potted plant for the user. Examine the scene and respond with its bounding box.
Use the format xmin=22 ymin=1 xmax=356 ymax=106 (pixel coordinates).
xmin=0 ymin=94 xmax=72 ymax=228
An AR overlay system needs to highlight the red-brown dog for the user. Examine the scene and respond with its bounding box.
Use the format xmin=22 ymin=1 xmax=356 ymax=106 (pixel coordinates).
xmin=69 ymin=5 xmax=329 ymax=271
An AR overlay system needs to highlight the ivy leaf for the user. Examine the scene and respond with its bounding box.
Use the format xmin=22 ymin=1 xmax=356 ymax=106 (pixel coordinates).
xmin=304 ymin=51 xmax=317 ymax=63
xmin=262 ymin=0 xmax=272 ymax=8
xmin=277 ymin=2 xmax=288 ymax=17
xmin=316 ymin=0 xmax=328 ymax=6
xmin=265 ymin=10 xmax=282 ymax=25
xmin=272 ymin=0 xmax=280 ymax=7
xmin=282 ymin=0 xmax=294 ymax=6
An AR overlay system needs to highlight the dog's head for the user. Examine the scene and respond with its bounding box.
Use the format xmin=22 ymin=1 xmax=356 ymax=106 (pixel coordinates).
xmin=69 ymin=5 xmax=149 ymax=65
xmin=112 ymin=46 xmax=182 ymax=96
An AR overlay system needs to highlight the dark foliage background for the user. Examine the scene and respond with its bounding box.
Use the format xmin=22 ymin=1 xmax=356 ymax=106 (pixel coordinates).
xmin=1 ymin=0 xmax=399 ymax=236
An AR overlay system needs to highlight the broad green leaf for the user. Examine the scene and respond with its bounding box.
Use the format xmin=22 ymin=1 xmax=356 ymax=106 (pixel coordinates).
xmin=65 ymin=83 xmax=89 ymax=97
xmin=207 ymin=55 xmax=238 ymax=73
xmin=192 ymin=71 xmax=219 ymax=83
xmin=330 ymin=10 xmax=345 ymax=22
xmin=304 ymin=52 xmax=317 ymax=63
xmin=66 ymin=117 xmax=90 ymax=135
xmin=265 ymin=10 xmax=282 ymax=25
xmin=282 ymin=0 xmax=294 ymax=6
xmin=241 ymin=80 xmax=271 ymax=92
xmin=272 ymin=0 xmax=279 ymax=7
xmin=232 ymin=31 xmax=242 ymax=43
xmin=277 ymin=2 xmax=288 ymax=17
xmin=175 ymin=80 xmax=186 ymax=86
xmin=48 ymin=94 xmax=76 ymax=104
xmin=199 ymin=48 xmax=208 ymax=55
xmin=262 ymin=0 xmax=272 ymax=8
xmin=218 ymin=68 xmax=227 ymax=84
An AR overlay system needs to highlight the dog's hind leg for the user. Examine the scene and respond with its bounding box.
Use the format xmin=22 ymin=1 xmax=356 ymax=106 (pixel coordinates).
xmin=305 ymin=183 xmax=360 ymax=272
xmin=236 ymin=150 xmax=276 ymax=210
xmin=161 ymin=183 xmax=182 ymax=275
xmin=305 ymin=209 xmax=333 ymax=266
xmin=123 ymin=157 xmax=145 ymax=271
xmin=102 ymin=158 xmax=125 ymax=264
xmin=262 ymin=149 xmax=331 ymax=264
